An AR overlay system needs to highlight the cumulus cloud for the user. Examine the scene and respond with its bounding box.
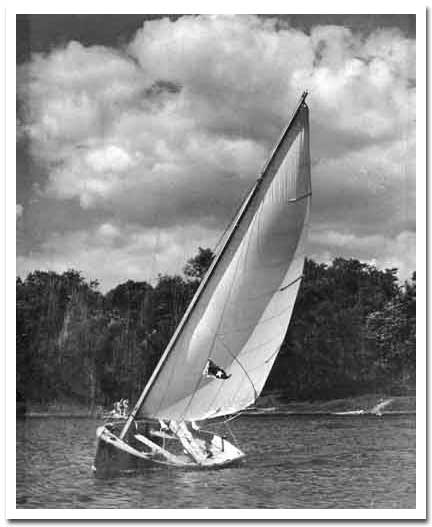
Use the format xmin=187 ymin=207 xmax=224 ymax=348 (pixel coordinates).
xmin=16 ymin=15 xmax=416 ymax=289
xmin=311 ymin=135 xmax=415 ymax=237
xmin=85 ymin=145 xmax=136 ymax=173
xmin=17 ymin=222 xmax=219 ymax=290
xmin=97 ymin=222 xmax=121 ymax=239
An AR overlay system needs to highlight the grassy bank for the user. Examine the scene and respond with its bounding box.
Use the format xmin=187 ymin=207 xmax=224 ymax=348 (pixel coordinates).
xmin=23 ymin=401 xmax=104 ymax=418
xmin=256 ymin=393 xmax=416 ymax=414
xmin=20 ymin=393 xmax=416 ymax=418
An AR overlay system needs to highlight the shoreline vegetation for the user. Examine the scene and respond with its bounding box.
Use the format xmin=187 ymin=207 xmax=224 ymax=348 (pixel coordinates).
xmin=17 ymin=250 xmax=416 ymax=418
xmin=21 ymin=394 xmax=416 ymax=418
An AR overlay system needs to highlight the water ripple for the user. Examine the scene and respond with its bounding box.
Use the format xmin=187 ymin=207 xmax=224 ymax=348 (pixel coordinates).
xmin=16 ymin=415 xmax=415 ymax=509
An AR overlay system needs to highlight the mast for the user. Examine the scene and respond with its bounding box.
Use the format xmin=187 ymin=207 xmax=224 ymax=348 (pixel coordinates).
xmin=120 ymin=91 xmax=308 ymax=439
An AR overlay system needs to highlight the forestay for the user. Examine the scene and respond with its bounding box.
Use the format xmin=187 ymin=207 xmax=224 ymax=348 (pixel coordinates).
xmin=139 ymin=102 xmax=311 ymax=422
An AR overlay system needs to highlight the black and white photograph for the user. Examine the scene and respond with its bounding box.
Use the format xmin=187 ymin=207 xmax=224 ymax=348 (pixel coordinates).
xmin=8 ymin=8 xmax=425 ymax=518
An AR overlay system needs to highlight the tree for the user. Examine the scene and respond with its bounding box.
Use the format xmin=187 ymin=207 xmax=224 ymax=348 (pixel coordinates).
xmin=269 ymin=258 xmax=410 ymax=400
xmin=183 ymin=247 xmax=214 ymax=281
xmin=366 ymin=272 xmax=416 ymax=390
xmin=16 ymin=255 xmax=416 ymax=410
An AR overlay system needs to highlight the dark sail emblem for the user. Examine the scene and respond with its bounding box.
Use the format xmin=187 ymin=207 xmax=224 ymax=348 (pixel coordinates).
xmin=203 ymin=359 xmax=231 ymax=380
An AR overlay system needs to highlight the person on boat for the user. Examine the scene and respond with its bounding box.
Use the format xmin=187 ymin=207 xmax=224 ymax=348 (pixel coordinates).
xmin=159 ymin=419 xmax=169 ymax=431
xmin=114 ymin=400 xmax=121 ymax=416
xmin=123 ymin=399 xmax=129 ymax=416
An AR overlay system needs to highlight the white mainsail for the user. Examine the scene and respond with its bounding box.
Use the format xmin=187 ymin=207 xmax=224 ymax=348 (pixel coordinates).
xmin=126 ymin=97 xmax=311 ymax=427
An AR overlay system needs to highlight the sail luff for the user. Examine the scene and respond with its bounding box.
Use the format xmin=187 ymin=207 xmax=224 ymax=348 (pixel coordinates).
xmin=121 ymin=92 xmax=309 ymax=436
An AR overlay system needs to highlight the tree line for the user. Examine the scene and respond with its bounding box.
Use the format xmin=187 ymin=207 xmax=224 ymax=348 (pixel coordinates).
xmin=16 ymin=248 xmax=415 ymax=411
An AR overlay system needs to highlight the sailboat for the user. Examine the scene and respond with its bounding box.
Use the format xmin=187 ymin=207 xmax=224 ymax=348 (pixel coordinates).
xmin=93 ymin=92 xmax=312 ymax=473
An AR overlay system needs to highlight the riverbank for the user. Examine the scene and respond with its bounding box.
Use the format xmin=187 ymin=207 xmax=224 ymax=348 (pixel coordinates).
xmin=20 ymin=402 xmax=104 ymax=418
xmin=253 ymin=393 xmax=415 ymax=414
xmin=19 ymin=393 xmax=415 ymax=418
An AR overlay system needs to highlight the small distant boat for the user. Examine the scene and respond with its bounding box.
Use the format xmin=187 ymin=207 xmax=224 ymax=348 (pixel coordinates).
xmin=332 ymin=398 xmax=394 ymax=417
xmin=93 ymin=92 xmax=312 ymax=473
xmin=332 ymin=409 xmax=365 ymax=416
xmin=369 ymin=398 xmax=393 ymax=416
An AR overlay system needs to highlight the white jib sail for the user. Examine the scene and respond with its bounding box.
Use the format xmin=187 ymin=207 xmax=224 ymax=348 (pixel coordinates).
xmin=140 ymin=102 xmax=311 ymax=422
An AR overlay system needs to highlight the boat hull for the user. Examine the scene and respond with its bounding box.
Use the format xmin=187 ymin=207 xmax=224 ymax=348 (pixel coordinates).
xmin=93 ymin=431 xmax=149 ymax=475
xmin=92 ymin=421 xmax=245 ymax=475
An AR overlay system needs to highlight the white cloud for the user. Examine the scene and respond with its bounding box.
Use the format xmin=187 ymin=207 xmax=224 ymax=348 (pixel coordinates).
xmin=311 ymin=136 xmax=415 ymax=236
xmin=16 ymin=15 xmax=416 ymax=288
xmin=97 ymin=222 xmax=121 ymax=239
xmin=17 ymin=41 xmax=148 ymax=151
xmin=17 ymin=222 xmax=219 ymax=291
xmin=85 ymin=145 xmax=136 ymax=173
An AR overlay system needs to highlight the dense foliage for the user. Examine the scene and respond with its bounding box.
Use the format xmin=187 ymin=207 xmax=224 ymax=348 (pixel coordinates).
xmin=16 ymin=250 xmax=416 ymax=410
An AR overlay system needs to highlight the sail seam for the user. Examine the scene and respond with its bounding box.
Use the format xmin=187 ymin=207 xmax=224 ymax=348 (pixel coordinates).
xmin=287 ymin=192 xmax=312 ymax=203
xmin=223 ymin=334 xmax=281 ymax=355
xmin=264 ymin=344 xmax=283 ymax=365
xmin=279 ymin=274 xmax=303 ymax=291
xmin=218 ymin=301 xmax=300 ymax=337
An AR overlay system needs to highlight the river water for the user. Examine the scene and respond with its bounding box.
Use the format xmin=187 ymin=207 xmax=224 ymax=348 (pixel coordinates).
xmin=16 ymin=414 xmax=415 ymax=509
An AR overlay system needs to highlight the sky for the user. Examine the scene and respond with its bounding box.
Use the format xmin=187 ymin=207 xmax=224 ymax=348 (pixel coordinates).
xmin=16 ymin=14 xmax=416 ymax=292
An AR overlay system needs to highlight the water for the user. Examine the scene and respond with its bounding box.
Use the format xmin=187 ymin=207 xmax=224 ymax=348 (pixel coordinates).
xmin=16 ymin=414 xmax=415 ymax=509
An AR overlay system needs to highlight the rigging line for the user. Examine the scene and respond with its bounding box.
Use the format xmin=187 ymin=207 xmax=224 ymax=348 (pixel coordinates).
xmin=222 ymin=410 xmax=248 ymax=424
xmin=150 ymin=226 xmax=161 ymax=283
xmin=216 ymin=335 xmax=258 ymax=402
xmin=150 ymin=279 xmax=185 ymax=418
xmin=225 ymin=419 xmax=240 ymax=449
xmin=227 ymin=342 xmax=283 ymax=375
xmin=152 ymin=326 xmax=181 ymax=418
xmin=156 ymin=272 xmax=196 ymax=414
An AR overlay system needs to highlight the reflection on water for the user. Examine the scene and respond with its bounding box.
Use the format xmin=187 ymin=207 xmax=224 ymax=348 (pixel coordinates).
xmin=16 ymin=414 xmax=415 ymax=508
